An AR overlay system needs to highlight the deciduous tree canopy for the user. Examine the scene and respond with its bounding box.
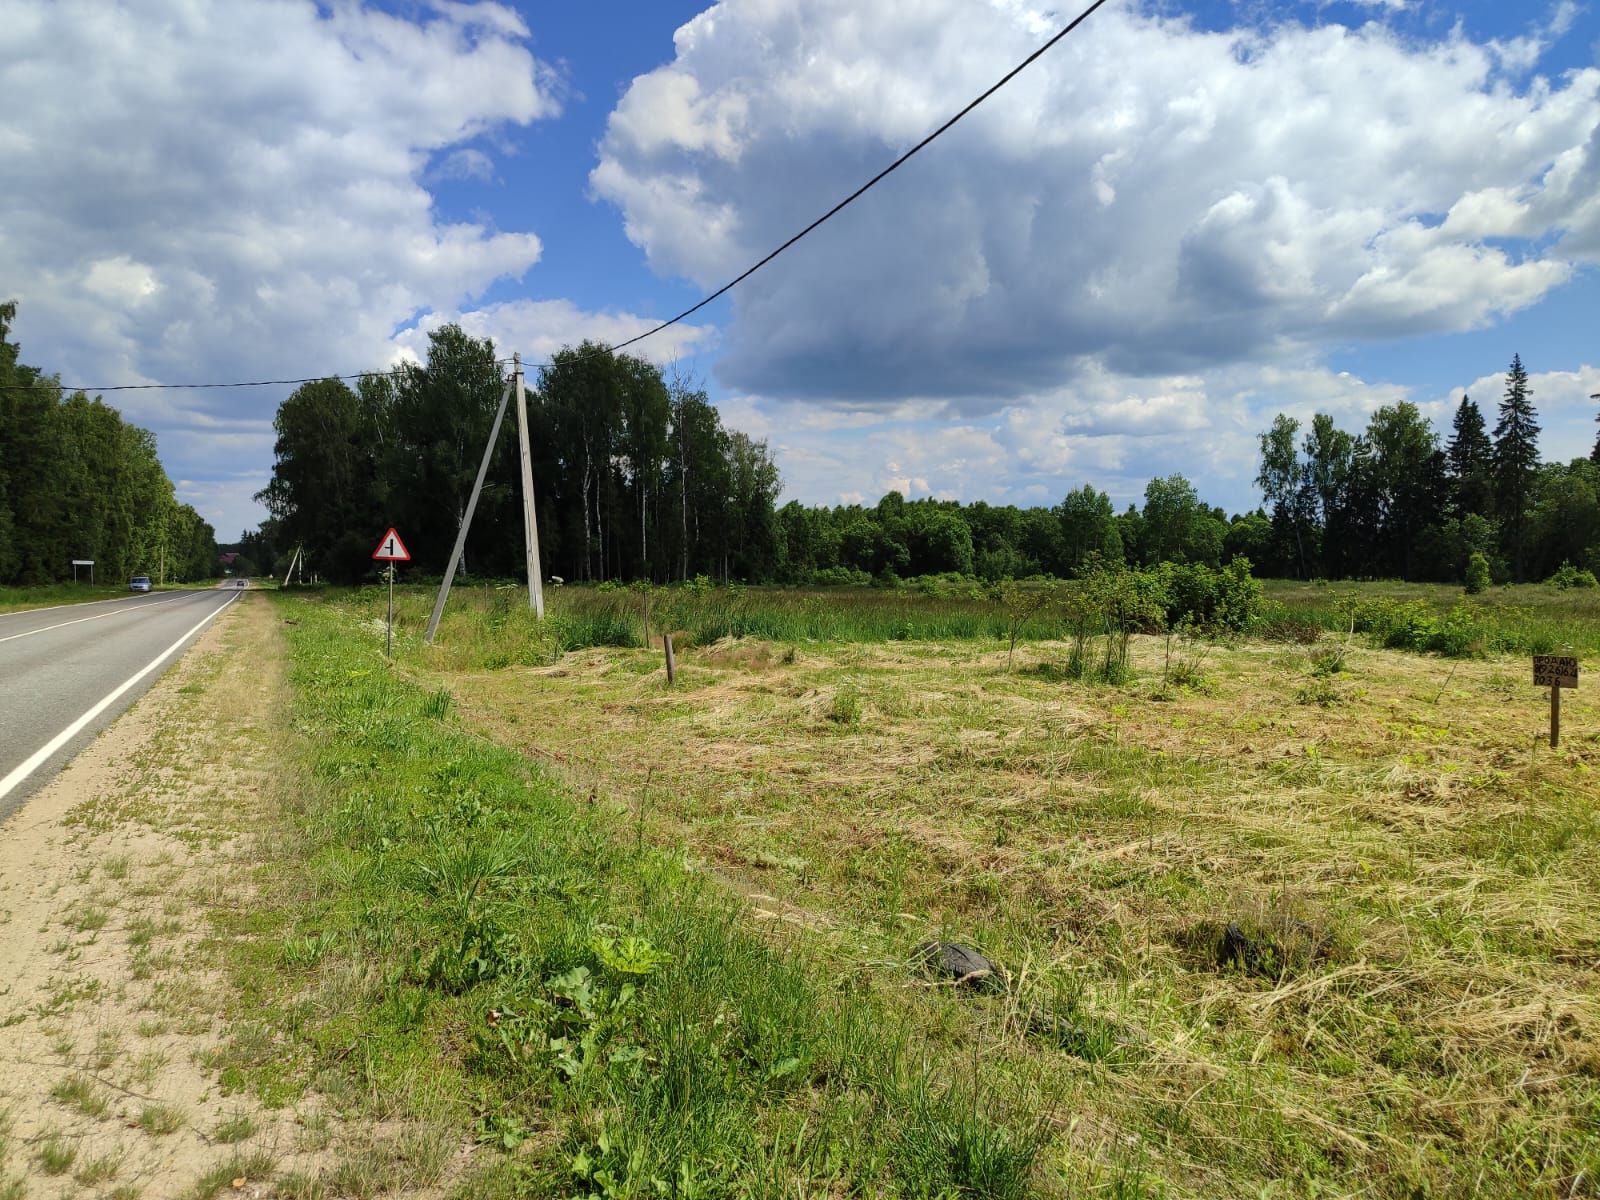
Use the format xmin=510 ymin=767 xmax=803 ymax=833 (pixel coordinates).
xmin=252 ymin=339 xmax=1594 ymax=590
xmin=0 ymin=302 xmax=217 ymax=585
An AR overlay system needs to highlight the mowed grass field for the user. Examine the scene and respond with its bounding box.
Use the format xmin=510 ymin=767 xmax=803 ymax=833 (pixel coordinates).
xmin=251 ymin=581 xmax=1600 ymax=1198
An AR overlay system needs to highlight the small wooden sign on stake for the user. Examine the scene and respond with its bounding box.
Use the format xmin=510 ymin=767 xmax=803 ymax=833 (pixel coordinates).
xmin=1533 ymin=655 xmax=1579 ymax=747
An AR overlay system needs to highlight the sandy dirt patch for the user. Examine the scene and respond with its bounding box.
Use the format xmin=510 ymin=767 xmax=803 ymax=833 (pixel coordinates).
xmin=0 ymin=595 xmax=328 ymax=1199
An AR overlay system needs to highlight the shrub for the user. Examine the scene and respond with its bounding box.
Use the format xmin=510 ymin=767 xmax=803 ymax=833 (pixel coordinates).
xmin=1346 ymin=598 xmax=1486 ymax=658
xmin=1155 ymin=558 xmax=1262 ymax=632
xmin=1295 ymin=677 xmax=1343 ymax=707
xmin=1548 ymin=561 xmax=1598 ymax=590
xmin=1060 ymin=563 xmax=1165 ymax=682
xmin=1464 ymin=552 xmax=1491 ymax=595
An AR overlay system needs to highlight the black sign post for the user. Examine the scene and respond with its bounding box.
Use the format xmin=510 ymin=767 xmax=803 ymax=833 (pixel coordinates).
xmin=1533 ymin=655 xmax=1579 ymax=748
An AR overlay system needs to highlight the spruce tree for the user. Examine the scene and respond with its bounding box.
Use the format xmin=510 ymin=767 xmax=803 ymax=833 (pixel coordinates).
xmin=1446 ymin=394 xmax=1493 ymax=516
xmin=1492 ymin=353 xmax=1540 ymax=581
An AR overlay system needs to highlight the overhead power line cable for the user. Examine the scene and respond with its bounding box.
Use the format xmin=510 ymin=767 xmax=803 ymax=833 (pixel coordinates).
xmin=605 ymin=0 xmax=1113 ymax=355
xmin=0 ymin=358 xmax=520 ymax=394
xmin=1 ymin=0 xmax=1111 ymax=393
xmin=5 ymin=369 xmax=389 ymax=394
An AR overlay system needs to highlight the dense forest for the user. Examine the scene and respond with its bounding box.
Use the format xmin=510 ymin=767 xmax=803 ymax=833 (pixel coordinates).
xmin=253 ymin=328 xmax=782 ymax=585
xmin=257 ymin=329 xmax=1595 ymax=589
xmin=1253 ymin=354 xmax=1599 ymax=584
xmin=0 ymin=302 xmax=218 ymax=585
xmin=254 ymin=324 xmax=1237 ymax=585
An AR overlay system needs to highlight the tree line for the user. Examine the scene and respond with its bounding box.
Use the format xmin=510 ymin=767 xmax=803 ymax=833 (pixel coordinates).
xmin=772 ymin=475 xmax=1240 ymax=583
xmin=254 ymin=327 xmax=782 ymax=585
xmin=0 ymin=302 xmax=218 ymax=586
xmin=1253 ymin=354 xmax=1597 ymax=584
xmin=255 ymin=334 xmax=1592 ymax=589
xmin=255 ymin=324 xmax=1266 ymax=585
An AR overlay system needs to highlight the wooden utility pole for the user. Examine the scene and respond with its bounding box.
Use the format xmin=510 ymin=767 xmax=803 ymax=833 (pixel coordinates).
xmin=513 ymin=353 xmax=545 ymax=619
xmin=425 ymin=381 xmax=512 ymax=644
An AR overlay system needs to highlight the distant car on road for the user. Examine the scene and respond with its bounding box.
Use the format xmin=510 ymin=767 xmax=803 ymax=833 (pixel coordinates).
xmin=235 ymin=579 xmax=247 ymax=588
xmin=129 ymin=575 xmax=152 ymax=592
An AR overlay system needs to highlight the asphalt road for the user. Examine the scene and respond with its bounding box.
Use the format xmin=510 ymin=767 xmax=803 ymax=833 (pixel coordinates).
xmin=0 ymin=584 xmax=246 ymax=823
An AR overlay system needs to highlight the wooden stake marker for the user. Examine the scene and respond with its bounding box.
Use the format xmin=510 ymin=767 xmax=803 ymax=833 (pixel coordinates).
xmin=1533 ymin=655 xmax=1579 ymax=748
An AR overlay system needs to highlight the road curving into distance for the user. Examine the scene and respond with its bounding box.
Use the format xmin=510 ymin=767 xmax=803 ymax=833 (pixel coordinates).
xmin=0 ymin=585 xmax=246 ymax=822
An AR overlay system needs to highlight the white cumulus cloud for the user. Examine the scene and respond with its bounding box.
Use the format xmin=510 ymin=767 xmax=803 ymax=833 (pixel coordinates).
xmin=594 ymin=0 xmax=1600 ymax=413
xmin=0 ymin=0 xmax=564 ymax=535
xmin=393 ymin=299 xmax=717 ymax=369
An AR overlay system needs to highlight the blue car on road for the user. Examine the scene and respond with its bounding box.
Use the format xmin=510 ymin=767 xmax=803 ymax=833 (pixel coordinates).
xmin=129 ymin=575 xmax=151 ymax=592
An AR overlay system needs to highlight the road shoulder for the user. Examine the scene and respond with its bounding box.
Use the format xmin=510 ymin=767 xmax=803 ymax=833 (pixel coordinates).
xmin=0 ymin=594 xmax=330 ymax=1198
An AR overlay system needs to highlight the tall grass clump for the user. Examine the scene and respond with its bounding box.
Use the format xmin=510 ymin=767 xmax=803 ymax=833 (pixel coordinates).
xmin=234 ymin=594 xmax=1050 ymax=1196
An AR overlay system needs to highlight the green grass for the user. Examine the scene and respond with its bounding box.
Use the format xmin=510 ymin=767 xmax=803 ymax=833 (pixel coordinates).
xmin=211 ymin=1110 xmax=258 ymax=1145
xmin=379 ymin=578 xmax=1073 ymax=669
xmin=0 ymin=582 xmax=153 ymax=612
xmin=1262 ymin=578 xmax=1600 ymax=656
xmin=386 ymin=580 xmax=1600 ymax=1199
xmin=36 ymin=1134 xmax=75 ymax=1175
xmin=222 ymin=582 xmax=1600 ymax=1198
xmin=183 ymin=1151 xmax=276 ymax=1200
xmin=219 ymin=591 xmax=1054 ymax=1198
xmin=50 ymin=1074 xmax=110 ymax=1118
xmin=136 ymin=1103 xmax=184 ymax=1136
xmin=370 ymin=575 xmax=1600 ymax=672
xmin=76 ymin=1149 xmax=123 ymax=1185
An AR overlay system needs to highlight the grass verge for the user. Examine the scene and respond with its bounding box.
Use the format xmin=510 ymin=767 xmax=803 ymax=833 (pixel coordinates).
xmin=219 ymin=592 xmax=1055 ymax=1197
xmin=0 ymin=582 xmax=140 ymax=612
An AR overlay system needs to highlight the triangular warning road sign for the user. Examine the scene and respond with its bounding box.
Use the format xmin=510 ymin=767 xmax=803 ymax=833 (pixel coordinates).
xmin=372 ymin=527 xmax=412 ymax=562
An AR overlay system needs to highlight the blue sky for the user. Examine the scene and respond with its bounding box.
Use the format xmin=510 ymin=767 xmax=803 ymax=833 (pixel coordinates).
xmin=2 ymin=0 xmax=1597 ymax=537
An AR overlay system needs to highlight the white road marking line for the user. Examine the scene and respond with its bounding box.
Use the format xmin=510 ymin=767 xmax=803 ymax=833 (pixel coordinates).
xmin=0 ymin=592 xmax=154 ymax=620
xmin=0 ymin=592 xmax=240 ymax=805
xmin=0 ymin=594 xmax=185 ymax=645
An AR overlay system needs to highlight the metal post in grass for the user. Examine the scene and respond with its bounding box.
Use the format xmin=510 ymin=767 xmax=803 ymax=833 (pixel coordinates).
xmin=372 ymin=529 xmax=411 ymax=656
xmin=425 ymin=381 xmax=513 ymax=644
xmin=664 ymin=632 xmax=677 ymax=685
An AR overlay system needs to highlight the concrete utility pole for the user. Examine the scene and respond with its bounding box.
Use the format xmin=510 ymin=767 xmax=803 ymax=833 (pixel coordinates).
xmin=513 ymin=353 xmax=546 ymax=619
xmin=425 ymin=381 xmax=513 ymax=644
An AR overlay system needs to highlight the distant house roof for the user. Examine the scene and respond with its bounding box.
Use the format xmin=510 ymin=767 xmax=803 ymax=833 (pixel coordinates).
xmin=219 ymin=551 xmax=240 ymax=564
